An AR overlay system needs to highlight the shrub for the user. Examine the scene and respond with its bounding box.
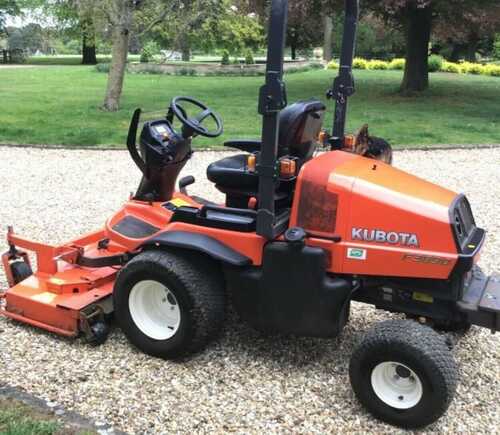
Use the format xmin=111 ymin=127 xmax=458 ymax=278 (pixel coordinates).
xmin=389 ymin=58 xmax=405 ymax=70
xmin=326 ymin=60 xmax=339 ymax=70
xmin=244 ymin=49 xmax=254 ymax=65
xmin=309 ymin=62 xmax=324 ymax=70
xmin=460 ymin=61 xmax=486 ymax=75
xmin=428 ymin=54 xmax=443 ymax=73
xmin=177 ymin=68 xmax=196 ymax=76
xmin=140 ymin=41 xmax=159 ymax=63
xmin=232 ymin=57 xmax=240 ymax=65
xmin=221 ymin=49 xmax=230 ymax=65
xmin=353 ymin=57 xmax=368 ymax=69
xmin=95 ymin=63 xmax=110 ymax=73
xmin=367 ymin=59 xmax=389 ymax=70
xmin=440 ymin=61 xmax=461 ymax=74
xmin=494 ymin=34 xmax=500 ymax=60
xmin=484 ymin=64 xmax=500 ymax=77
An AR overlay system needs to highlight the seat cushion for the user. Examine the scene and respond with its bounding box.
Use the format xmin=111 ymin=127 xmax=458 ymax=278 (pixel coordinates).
xmin=207 ymin=154 xmax=259 ymax=190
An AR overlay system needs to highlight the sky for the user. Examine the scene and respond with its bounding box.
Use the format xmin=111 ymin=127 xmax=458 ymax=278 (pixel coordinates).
xmin=5 ymin=9 xmax=54 ymax=28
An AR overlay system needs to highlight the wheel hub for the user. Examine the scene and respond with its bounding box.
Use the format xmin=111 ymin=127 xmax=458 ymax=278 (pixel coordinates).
xmin=129 ymin=280 xmax=181 ymax=340
xmin=371 ymin=361 xmax=423 ymax=409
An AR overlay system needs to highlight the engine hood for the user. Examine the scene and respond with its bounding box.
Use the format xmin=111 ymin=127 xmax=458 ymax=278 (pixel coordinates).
xmin=290 ymin=151 xmax=460 ymax=278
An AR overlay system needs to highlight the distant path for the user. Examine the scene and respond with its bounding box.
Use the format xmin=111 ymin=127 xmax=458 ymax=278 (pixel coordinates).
xmin=0 ymin=64 xmax=38 ymax=69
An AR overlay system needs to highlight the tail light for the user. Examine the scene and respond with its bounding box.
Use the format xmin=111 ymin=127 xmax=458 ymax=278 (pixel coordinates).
xmin=247 ymin=154 xmax=256 ymax=172
xmin=279 ymin=158 xmax=297 ymax=178
xmin=344 ymin=134 xmax=356 ymax=150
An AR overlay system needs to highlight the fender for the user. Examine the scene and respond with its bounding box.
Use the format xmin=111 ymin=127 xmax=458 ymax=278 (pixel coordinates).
xmin=140 ymin=231 xmax=252 ymax=266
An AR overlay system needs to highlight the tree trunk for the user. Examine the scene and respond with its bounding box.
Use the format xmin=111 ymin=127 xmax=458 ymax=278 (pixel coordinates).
xmin=180 ymin=39 xmax=190 ymax=61
xmin=450 ymin=43 xmax=462 ymax=62
xmin=465 ymin=34 xmax=478 ymax=62
xmin=323 ymin=15 xmax=333 ymax=62
xmin=81 ymin=17 xmax=97 ymax=65
xmin=103 ymin=27 xmax=130 ymax=111
xmin=289 ymin=29 xmax=297 ymax=60
xmin=401 ymin=4 xmax=433 ymax=94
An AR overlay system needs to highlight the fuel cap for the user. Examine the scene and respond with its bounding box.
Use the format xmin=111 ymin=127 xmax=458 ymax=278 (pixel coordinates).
xmin=284 ymin=227 xmax=307 ymax=244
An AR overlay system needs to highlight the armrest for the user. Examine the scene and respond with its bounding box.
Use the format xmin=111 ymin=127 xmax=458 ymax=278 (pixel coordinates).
xmin=223 ymin=140 xmax=261 ymax=153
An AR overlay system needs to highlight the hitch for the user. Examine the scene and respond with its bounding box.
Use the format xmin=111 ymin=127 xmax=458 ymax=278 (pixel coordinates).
xmin=2 ymin=227 xmax=33 ymax=288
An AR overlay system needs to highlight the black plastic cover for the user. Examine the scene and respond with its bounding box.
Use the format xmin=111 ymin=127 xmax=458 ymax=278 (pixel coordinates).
xmin=226 ymin=242 xmax=352 ymax=337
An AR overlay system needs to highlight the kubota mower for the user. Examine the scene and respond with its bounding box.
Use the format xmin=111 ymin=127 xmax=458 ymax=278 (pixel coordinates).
xmin=1 ymin=0 xmax=499 ymax=429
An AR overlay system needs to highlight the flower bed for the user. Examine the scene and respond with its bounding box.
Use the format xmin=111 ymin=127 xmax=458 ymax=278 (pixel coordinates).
xmin=126 ymin=60 xmax=323 ymax=76
xmin=326 ymin=57 xmax=500 ymax=77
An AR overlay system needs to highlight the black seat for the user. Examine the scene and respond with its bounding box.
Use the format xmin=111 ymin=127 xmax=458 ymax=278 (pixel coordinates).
xmin=207 ymin=154 xmax=259 ymax=190
xmin=207 ymin=99 xmax=326 ymax=200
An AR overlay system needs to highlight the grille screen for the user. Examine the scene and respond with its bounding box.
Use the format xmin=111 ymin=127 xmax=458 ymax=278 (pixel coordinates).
xmin=453 ymin=196 xmax=475 ymax=248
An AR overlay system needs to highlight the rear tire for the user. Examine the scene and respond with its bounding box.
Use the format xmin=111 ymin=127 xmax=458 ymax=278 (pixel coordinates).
xmin=349 ymin=320 xmax=458 ymax=428
xmin=114 ymin=250 xmax=225 ymax=359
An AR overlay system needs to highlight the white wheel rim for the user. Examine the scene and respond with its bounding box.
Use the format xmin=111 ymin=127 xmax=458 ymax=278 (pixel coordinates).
xmin=129 ymin=280 xmax=181 ymax=340
xmin=371 ymin=362 xmax=423 ymax=409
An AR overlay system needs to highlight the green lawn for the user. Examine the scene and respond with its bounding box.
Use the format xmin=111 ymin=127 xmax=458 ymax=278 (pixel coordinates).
xmin=0 ymin=66 xmax=499 ymax=148
xmin=26 ymin=55 xmax=140 ymax=65
xmin=0 ymin=398 xmax=97 ymax=435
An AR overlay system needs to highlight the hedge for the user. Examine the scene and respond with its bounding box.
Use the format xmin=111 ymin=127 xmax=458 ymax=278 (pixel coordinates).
xmin=326 ymin=57 xmax=500 ymax=78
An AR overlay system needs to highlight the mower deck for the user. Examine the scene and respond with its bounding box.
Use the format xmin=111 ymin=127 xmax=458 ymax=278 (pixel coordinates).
xmin=1 ymin=229 xmax=122 ymax=338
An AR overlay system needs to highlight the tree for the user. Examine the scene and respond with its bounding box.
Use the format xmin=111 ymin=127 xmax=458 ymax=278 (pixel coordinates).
xmin=0 ymin=0 xmax=20 ymax=34
xmin=433 ymin=5 xmax=500 ymax=62
xmin=370 ymin=0 xmax=500 ymax=94
xmin=7 ymin=23 xmax=51 ymax=53
xmin=101 ymin=0 xmax=182 ymax=111
xmin=21 ymin=0 xmax=102 ymax=64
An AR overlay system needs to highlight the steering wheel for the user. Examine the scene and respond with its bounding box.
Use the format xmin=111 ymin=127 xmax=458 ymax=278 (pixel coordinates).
xmin=170 ymin=96 xmax=223 ymax=138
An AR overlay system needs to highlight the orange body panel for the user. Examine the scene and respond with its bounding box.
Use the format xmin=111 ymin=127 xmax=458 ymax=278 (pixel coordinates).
xmin=291 ymin=151 xmax=460 ymax=279
xmin=103 ymin=197 xmax=266 ymax=265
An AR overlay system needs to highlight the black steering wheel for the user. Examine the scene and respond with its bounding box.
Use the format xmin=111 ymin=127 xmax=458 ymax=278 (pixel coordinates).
xmin=170 ymin=96 xmax=224 ymax=138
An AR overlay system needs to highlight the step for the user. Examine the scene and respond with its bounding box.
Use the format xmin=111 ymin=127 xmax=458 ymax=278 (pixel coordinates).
xmin=457 ymin=269 xmax=500 ymax=331
xmin=457 ymin=267 xmax=487 ymax=312
xmin=479 ymin=273 xmax=500 ymax=313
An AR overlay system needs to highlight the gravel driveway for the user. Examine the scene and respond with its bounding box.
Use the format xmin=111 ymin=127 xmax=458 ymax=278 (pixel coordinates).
xmin=0 ymin=146 xmax=499 ymax=434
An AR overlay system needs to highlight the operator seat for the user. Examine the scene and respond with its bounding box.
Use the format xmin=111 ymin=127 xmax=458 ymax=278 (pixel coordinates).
xmin=207 ymin=99 xmax=326 ymax=208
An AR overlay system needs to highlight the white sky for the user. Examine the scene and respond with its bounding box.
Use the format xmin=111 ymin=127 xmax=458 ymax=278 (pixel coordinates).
xmin=4 ymin=9 xmax=55 ymax=28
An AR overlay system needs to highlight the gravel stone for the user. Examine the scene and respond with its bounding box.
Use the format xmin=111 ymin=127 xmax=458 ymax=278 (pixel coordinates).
xmin=0 ymin=146 xmax=499 ymax=434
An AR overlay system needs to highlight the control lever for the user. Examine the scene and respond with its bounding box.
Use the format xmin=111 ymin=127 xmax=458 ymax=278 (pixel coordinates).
xmin=179 ymin=176 xmax=195 ymax=195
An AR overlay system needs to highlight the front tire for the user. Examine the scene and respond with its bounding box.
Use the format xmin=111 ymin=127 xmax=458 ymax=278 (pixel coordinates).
xmin=349 ymin=320 xmax=458 ymax=428
xmin=114 ymin=250 xmax=225 ymax=359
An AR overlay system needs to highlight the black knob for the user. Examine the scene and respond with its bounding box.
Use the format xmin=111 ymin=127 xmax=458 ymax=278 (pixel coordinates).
xmin=284 ymin=227 xmax=307 ymax=245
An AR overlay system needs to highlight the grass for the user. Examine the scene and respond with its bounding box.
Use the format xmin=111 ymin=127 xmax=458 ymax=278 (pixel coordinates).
xmin=0 ymin=67 xmax=499 ymax=148
xmin=0 ymin=398 xmax=97 ymax=435
xmin=25 ymin=55 xmax=140 ymax=65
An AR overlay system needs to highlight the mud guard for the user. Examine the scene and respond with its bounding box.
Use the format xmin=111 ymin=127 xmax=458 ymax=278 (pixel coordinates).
xmin=140 ymin=231 xmax=252 ymax=266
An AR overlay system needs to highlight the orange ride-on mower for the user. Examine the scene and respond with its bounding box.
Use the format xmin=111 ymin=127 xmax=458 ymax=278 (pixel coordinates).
xmin=1 ymin=0 xmax=499 ymax=429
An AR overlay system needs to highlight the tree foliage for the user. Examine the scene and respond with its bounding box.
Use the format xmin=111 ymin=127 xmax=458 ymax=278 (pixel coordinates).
xmin=0 ymin=0 xmax=20 ymax=34
xmin=369 ymin=0 xmax=500 ymax=92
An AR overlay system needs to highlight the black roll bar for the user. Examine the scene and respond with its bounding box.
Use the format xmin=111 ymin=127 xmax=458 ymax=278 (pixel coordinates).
xmin=255 ymin=0 xmax=359 ymax=239
xmin=330 ymin=0 xmax=359 ymax=149
xmin=256 ymin=0 xmax=288 ymax=239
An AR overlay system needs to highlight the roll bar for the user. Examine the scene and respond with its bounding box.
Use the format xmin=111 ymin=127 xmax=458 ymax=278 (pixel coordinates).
xmin=256 ymin=0 xmax=288 ymax=239
xmin=255 ymin=0 xmax=360 ymax=239
xmin=330 ymin=0 xmax=359 ymax=149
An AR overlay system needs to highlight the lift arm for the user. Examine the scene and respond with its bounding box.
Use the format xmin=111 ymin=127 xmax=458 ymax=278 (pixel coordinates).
xmin=329 ymin=0 xmax=359 ymax=149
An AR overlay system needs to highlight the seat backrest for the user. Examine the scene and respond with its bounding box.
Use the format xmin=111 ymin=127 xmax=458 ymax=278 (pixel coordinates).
xmin=278 ymin=99 xmax=326 ymax=160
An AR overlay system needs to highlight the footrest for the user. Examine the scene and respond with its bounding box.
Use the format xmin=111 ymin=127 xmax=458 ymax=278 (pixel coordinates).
xmin=458 ymin=270 xmax=500 ymax=331
xmin=479 ymin=273 xmax=500 ymax=312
